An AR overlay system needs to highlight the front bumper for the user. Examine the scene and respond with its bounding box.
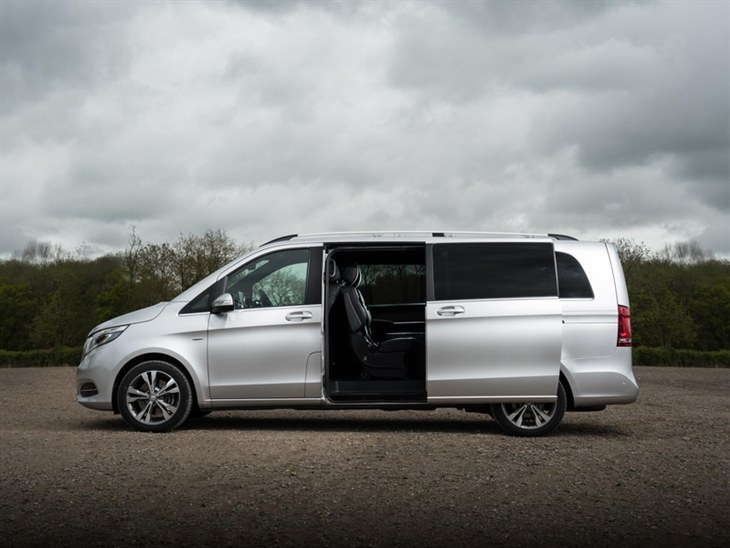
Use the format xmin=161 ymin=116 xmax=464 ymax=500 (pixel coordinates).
xmin=75 ymin=343 xmax=123 ymax=411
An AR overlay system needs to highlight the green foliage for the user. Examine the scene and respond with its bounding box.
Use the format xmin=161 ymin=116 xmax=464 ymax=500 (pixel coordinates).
xmin=634 ymin=347 xmax=730 ymax=368
xmin=123 ymin=228 xmax=250 ymax=307
xmin=611 ymin=237 xmax=653 ymax=278
xmin=0 ymin=229 xmax=249 ymax=352
xmin=614 ymin=238 xmax=730 ymax=352
xmin=0 ymin=347 xmax=82 ymax=368
xmin=631 ymin=288 xmax=697 ymax=349
xmin=0 ymin=280 xmax=35 ymax=349
xmin=29 ymin=257 xmax=120 ymax=349
xmin=95 ymin=268 xmax=132 ymax=321
xmin=690 ymin=279 xmax=730 ymax=350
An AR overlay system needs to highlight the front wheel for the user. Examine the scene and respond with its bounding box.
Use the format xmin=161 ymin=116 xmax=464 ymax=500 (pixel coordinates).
xmin=491 ymin=381 xmax=567 ymax=437
xmin=117 ymin=361 xmax=193 ymax=432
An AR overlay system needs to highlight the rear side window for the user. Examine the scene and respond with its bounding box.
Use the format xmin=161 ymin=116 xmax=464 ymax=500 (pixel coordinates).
xmin=433 ymin=243 xmax=557 ymax=300
xmin=359 ymin=264 xmax=426 ymax=304
xmin=556 ymin=252 xmax=594 ymax=299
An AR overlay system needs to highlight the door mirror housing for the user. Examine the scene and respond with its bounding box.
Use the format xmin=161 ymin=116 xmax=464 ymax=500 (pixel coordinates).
xmin=211 ymin=293 xmax=235 ymax=314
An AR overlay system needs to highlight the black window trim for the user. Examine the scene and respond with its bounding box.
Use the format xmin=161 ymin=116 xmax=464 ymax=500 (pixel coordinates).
xmin=179 ymin=245 xmax=323 ymax=314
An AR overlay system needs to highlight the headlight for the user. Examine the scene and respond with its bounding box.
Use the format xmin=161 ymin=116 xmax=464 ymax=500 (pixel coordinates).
xmin=83 ymin=325 xmax=128 ymax=357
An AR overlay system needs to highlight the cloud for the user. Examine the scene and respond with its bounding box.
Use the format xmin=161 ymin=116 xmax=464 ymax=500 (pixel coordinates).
xmin=1 ymin=0 xmax=728 ymax=260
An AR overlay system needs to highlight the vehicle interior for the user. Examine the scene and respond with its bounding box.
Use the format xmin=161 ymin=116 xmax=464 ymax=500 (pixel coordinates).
xmin=324 ymin=245 xmax=427 ymax=402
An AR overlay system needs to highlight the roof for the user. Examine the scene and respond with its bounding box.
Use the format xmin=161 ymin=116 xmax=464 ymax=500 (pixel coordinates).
xmin=260 ymin=231 xmax=578 ymax=247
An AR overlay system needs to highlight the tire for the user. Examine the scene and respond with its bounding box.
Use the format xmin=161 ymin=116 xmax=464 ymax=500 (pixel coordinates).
xmin=117 ymin=361 xmax=193 ymax=432
xmin=491 ymin=381 xmax=567 ymax=437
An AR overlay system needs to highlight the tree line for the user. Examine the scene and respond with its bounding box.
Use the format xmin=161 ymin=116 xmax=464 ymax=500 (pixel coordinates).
xmin=0 ymin=232 xmax=728 ymax=358
xmin=0 ymin=229 xmax=249 ymax=351
xmin=613 ymin=238 xmax=729 ymax=352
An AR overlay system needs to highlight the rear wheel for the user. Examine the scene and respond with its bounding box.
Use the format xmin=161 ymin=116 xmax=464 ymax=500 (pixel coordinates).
xmin=491 ymin=381 xmax=566 ymax=437
xmin=117 ymin=361 xmax=192 ymax=432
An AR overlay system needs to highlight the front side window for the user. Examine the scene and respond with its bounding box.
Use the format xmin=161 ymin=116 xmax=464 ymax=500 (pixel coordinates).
xmin=226 ymin=249 xmax=311 ymax=309
xmin=433 ymin=243 xmax=557 ymax=300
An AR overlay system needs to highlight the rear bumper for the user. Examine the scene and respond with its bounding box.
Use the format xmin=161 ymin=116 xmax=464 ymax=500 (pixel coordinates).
xmin=562 ymin=348 xmax=639 ymax=407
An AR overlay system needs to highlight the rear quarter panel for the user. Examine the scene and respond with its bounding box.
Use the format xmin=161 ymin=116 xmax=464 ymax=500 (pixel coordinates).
xmin=554 ymin=241 xmax=638 ymax=406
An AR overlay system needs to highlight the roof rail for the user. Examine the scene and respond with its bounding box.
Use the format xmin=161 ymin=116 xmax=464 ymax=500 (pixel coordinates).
xmin=259 ymin=231 xmax=577 ymax=245
xmin=290 ymin=231 xmax=549 ymax=240
xmin=259 ymin=234 xmax=298 ymax=247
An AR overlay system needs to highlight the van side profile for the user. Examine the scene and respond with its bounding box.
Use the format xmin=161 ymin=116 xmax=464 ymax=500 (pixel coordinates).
xmin=76 ymin=232 xmax=638 ymax=436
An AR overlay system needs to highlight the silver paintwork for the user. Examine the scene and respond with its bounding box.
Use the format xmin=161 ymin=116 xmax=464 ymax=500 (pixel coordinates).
xmin=77 ymin=232 xmax=638 ymax=426
xmin=426 ymin=298 xmax=562 ymax=403
xmin=554 ymin=241 xmax=638 ymax=407
xmin=207 ymin=304 xmax=322 ymax=400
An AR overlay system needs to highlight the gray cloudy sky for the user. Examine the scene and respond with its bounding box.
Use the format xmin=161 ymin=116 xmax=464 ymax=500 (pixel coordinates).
xmin=1 ymin=0 xmax=729 ymax=257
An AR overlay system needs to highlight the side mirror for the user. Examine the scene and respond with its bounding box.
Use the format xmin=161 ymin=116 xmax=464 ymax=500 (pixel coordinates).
xmin=211 ymin=293 xmax=235 ymax=314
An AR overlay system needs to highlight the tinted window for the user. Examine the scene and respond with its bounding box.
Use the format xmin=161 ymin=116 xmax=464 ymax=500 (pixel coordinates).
xmin=330 ymin=247 xmax=426 ymax=305
xmin=556 ymin=252 xmax=594 ymax=299
xmin=182 ymin=285 xmax=218 ymax=314
xmin=433 ymin=243 xmax=557 ymax=300
xmin=359 ymin=264 xmax=426 ymax=304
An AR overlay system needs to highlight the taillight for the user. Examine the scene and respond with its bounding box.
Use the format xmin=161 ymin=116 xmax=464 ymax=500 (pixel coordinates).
xmin=617 ymin=305 xmax=632 ymax=347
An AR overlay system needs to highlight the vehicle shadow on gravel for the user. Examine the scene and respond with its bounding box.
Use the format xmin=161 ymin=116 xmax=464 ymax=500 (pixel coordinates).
xmin=185 ymin=415 xmax=630 ymax=437
xmin=73 ymin=414 xmax=498 ymax=434
xmin=184 ymin=415 xmax=502 ymax=434
xmin=73 ymin=413 xmax=630 ymax=437
xmin=554 ymin=421 xmax=630 ymax=437
xmin=74 ymin=412 xmax=629 ymax=438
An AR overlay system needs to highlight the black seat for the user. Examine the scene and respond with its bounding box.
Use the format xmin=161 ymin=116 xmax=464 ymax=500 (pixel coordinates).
xmin=339 ymin=264 xmax=417 ymax=379
xmin=326 ymin=259 xmax=343 ymax=309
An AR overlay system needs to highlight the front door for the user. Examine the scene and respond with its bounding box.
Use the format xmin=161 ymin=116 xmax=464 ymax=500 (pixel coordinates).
xmin=208 ymin=247 xmax=323 ymax=400
xmin=426 ymin=242 xmax=562 ymax=402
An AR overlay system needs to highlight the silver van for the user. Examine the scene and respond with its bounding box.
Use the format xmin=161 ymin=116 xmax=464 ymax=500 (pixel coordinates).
xmin=76 ymin=232 xmax=638 ymax=436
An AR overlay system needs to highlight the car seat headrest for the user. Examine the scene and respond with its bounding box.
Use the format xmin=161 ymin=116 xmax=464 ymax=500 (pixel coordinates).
xmin=341 ymin=265 xmax=361 ymax=287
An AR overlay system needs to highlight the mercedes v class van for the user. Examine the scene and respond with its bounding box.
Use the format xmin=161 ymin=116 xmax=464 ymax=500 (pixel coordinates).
xmin=77 ymin=232 xmax=638 ymax=436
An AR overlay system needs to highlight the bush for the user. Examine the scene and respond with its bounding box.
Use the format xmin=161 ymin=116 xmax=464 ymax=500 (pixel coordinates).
xmin=0 ymin=347 xmax=82 ymax=368
xmin=634 ymin=347 xmax=730 ymax=368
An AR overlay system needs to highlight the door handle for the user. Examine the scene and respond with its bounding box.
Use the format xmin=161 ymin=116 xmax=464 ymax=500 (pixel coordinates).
xmin=436 ymin=306 xmax=465 ymax=317
xmin=285 ymin=311 xmax=313 ymax=322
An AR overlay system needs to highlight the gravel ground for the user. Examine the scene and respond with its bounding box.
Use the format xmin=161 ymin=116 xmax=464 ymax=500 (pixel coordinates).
xmin=0 ymin=366 xmax=728 ymax=547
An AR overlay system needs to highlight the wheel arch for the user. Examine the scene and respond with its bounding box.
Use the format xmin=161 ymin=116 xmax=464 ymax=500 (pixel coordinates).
xmin=559 ymin=369 xmax=576 ymax=411
xmin=112 ymin=353 xmax=199 ymax=414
